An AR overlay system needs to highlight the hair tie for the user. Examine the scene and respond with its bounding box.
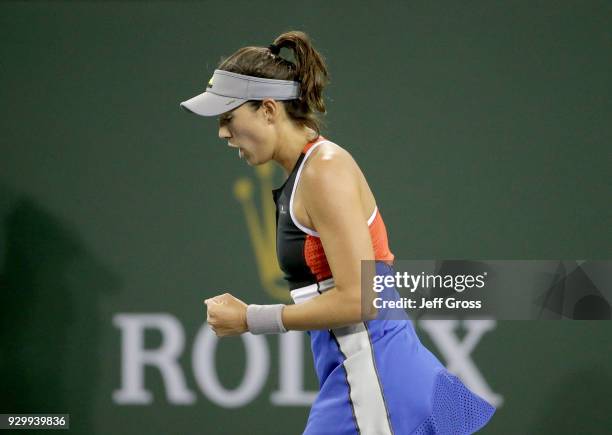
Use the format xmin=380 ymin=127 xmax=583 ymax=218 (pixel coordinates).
xmin=268 ymin=43 xmax=281 ymax=56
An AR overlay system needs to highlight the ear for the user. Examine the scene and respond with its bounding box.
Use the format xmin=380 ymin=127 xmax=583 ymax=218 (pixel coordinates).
xmin=260 ymin=99 xmax=280 ymax=123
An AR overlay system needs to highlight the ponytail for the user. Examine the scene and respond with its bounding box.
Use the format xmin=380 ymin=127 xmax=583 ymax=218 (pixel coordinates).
xmin=272 ymin=31 xmax=329 ymax=114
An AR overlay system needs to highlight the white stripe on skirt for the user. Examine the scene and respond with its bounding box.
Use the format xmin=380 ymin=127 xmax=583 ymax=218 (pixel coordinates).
xmin=290 ymin=280 xmax=394 ymax=435
xmin=332 ymin=323 xmax=393 ymax=435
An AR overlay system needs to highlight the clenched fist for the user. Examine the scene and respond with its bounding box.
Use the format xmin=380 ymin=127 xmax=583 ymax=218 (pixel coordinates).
xmin=204 ymin=293 xmax=248 ymax=337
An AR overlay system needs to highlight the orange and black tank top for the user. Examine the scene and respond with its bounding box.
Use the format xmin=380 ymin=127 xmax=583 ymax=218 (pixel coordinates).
xmin=272 ymin=136 xmax=394 ymax=290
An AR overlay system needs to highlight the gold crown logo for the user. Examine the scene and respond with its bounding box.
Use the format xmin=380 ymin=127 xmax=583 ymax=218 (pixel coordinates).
xmin=234 ymin=163 xmax=289 ymax=302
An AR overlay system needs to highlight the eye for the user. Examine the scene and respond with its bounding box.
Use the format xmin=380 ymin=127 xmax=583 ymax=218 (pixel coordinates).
xmin=219 ymin=115 xmax=233 ymax=127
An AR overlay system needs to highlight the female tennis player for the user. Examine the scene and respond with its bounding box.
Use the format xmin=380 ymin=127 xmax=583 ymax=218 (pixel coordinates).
xmin=181 ymin=31 xmax=495 ymax=435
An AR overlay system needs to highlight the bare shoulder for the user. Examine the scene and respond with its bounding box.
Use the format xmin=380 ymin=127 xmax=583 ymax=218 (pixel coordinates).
xmin=295 ymin=141 xmax=369 ymax=225
xmin=301 ymin=141 xmax=359 ymax=189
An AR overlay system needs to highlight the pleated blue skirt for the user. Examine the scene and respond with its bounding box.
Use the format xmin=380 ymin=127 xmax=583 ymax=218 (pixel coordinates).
xmin=296 ymin=262 xmax=495 ymax=435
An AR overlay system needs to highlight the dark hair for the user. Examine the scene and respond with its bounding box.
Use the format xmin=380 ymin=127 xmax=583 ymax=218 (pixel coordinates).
xmin=218 ymin=31 xmax=329 ymax=135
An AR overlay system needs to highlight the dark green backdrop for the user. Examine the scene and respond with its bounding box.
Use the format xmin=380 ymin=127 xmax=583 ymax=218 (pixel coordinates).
xmin=1 ymin=1 xmax=611 ymax=434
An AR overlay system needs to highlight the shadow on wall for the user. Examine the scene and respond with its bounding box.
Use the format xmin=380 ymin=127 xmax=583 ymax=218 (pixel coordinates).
xmin=530 ymin=366 xmax=612 ymax=434
xmin=0 ymin=184 xmax=120 ymax=435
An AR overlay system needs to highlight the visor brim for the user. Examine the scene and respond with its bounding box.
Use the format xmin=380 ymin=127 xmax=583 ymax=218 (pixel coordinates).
xmin=179 ymin=91 xmax=247 ymax=117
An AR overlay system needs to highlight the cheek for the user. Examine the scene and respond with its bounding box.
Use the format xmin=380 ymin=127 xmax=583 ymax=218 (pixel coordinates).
xmin=234 ymin=123 xmax=269 ymax=148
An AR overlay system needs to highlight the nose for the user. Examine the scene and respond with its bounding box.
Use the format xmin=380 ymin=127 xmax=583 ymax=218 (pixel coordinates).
xmin=218 ymin=125 xmax=231 ymax=140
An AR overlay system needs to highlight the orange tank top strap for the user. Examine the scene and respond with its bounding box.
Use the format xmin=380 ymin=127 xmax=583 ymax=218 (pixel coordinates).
xmin=303 ymin=135 xmax=326 ymax=154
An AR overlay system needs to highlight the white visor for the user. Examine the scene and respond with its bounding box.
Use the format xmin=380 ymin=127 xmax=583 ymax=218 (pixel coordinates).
xmin=180 ymin=69 xmax=300 ymax=117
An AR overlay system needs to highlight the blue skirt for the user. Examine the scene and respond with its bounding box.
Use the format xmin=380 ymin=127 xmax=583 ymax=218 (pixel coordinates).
xmin=294 ymin=262 xmax=495 ymax=435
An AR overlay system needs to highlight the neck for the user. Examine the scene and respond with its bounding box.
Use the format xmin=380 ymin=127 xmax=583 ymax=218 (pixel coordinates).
xmin=272 ymin=124 xmax=318 ymax=174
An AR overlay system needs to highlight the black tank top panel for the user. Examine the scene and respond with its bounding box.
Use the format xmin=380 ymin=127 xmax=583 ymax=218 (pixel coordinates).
xmin=272 ymin=152 xmax=318 ymax=290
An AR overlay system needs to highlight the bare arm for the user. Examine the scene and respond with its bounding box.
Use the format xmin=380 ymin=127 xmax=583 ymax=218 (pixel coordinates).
xmin=281 ymin=145 xmax=377 ymax=331
xmin=205 ymin=144 xmax=378 ymax=336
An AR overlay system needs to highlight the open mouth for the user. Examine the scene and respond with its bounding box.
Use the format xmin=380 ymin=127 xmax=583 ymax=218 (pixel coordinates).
xmin=228 ymin=141 xmax=244 ymax=158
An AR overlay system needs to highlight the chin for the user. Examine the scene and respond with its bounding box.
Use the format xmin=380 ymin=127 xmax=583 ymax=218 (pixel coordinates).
xmin=246 ymin=155 xmax=269 ymax=167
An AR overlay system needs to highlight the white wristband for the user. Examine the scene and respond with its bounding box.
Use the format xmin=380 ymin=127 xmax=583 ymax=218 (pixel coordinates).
xmin=246 ymin=304 xmax=287 ymax=334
